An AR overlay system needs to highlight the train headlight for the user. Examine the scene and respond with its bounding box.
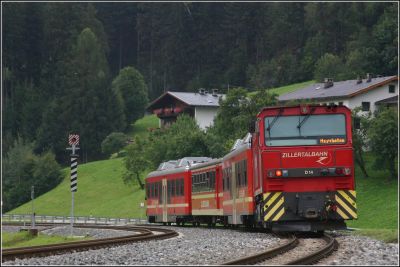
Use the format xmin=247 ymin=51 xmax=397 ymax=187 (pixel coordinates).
xmin=344 ymin=167 xmax=351 ymax=175
xmin=275 ymin=170 xmax=282 ymax=177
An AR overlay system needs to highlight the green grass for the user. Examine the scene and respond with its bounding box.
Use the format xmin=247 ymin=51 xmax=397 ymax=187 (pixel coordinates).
xmin=248 ymin=80 xmax=315 ymax=97
xmin=351 ymin=229 xmax=398 ymax=243
xmin=8 ymin=158 xmax=146 ymax=218
xmin=346 ymin=154 xmax=398 ymax=230
xmin=127 ymin=114 xmax=159 ymax=139
xmin=2 ymin=231 xmax=90 ymax=248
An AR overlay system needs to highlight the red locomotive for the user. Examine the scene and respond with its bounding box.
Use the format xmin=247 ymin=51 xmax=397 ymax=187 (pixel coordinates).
xmin=145 ymin=104 xmax=356 ymax=232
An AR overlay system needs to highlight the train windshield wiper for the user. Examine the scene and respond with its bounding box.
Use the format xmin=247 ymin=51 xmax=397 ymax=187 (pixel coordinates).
xmin=267 ymin=108 xmax=284 ymax=134
xmin=297 ymin=107 xmax=316 ymax=130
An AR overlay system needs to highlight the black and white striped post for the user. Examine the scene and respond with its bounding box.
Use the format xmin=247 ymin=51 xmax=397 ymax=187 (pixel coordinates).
xmin=67 ymin=134 xmax=80 ymax=236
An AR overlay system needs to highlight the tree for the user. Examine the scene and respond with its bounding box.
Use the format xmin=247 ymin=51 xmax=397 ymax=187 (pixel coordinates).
xmin=351 ymin=107 xmax=371 ymax=178
xmin=368 ymin=108 xmax=398 ymax=179
xmin=112 ymin=66 xmax=149 ymax=127
xmin=64 ymin=27 xmax=125 ymax=161
xmin=101 ymin=132 xmax=128 ymax=156
xmin=3 ymin=137 xmax=62 ymax=212
xmin=124 ymin=136 xmax=148 ymax=189
xmin=313 ymin=53 xmax=349 ymax=82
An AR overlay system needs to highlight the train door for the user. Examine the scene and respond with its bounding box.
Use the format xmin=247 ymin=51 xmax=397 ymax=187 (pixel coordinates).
xmin=162 ymin=178 xmax=167 ymax=222
xmin=231 ymin=163 xmax=237 ymax=224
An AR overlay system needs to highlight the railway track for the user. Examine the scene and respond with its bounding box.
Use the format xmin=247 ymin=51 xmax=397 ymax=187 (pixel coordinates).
xmin=222 ymin=233 xmax=338 ymax=265
xmin=2 ymin=223 xmax=178 ymax=262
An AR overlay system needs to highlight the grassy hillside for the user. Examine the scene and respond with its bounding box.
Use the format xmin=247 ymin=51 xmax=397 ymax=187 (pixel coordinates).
xmin=248 ymin=80 xmax=315 ymax=97
xmin=127 ymin=114 xmax=159 ymax=139
xmin=9 ymin=158 xmax=146 ymax=218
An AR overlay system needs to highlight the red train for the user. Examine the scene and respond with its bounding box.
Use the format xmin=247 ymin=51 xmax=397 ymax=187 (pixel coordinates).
xmin=146 ymin=104 xmax=357 ymax=232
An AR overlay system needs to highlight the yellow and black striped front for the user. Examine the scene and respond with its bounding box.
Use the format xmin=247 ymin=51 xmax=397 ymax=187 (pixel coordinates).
xmin=335 ymin=190 xmax=357 ymax=220
xmin=263 ymin=192 xmax=285 ymax=221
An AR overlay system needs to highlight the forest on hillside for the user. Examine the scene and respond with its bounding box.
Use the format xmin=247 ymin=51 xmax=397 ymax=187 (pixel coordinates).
xmin=3 ymin=2 xmax=398 ymax=163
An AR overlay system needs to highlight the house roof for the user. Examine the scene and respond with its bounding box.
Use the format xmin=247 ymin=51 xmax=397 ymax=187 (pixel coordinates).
xmin=375 ymin=95 xmax=398 ymax=105
xmin=147 ymin=91 xmax=226 ymax=110
xmin=278 ymin=76 xmax=398 ymax=102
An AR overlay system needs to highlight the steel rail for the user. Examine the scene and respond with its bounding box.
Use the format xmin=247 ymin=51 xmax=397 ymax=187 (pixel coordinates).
xmin=286 ymin=233 xmax=338 ymax=265
xmin=222 ymin=233 xmax=338 ymax=265
xmin=222 ymin=235 xmax=299 ymax=265
xmin=2 ymin=223 xmax=178 ymax=262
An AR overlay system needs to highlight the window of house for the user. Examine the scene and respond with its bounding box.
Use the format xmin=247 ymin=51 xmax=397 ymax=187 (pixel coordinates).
xmin=354 ymin=118 xmax=361 ymax=130
xmin=362 ymin=102 xmax=370 ymax=111
xmin=338 ymin=102 xmax=343 ymax=106
xmin=389 ymin=85 xmax=395 ymax=93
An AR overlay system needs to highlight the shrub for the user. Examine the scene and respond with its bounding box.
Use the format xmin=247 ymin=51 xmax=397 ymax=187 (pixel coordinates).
xmin=101 ymin=132 xmax=128 ymax=156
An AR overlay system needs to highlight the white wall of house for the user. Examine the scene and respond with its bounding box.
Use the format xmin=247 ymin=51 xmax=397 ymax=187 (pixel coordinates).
xmin=194 ymin=106 xmax=219 ymax=130
xmin=318 ymin=81 xmax=398 ymax=115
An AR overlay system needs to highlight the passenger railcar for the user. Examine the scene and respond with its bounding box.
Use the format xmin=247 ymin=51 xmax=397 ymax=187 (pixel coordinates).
xmin=190 ymin=159 xmax=222 ymax=226
xmin=145 ymin=157 xmax=211 ymax=225
xmin=221 ymin=134 xmax=255 ymax=227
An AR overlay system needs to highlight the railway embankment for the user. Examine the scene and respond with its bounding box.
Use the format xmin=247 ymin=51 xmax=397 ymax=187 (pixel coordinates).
xmin=2 ymin=226 xmax=398 ymax=265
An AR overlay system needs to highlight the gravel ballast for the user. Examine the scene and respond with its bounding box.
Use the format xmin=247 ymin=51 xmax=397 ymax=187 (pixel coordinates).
xmin=3 ymin=226 xmax=280 ymax=265
xmin=3 ymin=227 xmax=399 ymax=265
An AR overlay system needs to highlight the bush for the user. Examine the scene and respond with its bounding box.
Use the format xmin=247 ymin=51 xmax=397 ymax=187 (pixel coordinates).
xmin=368 ymin=107 xmax=398 ymax=179
xmin=3 ymin=137 xmax=63 ymax=212
xmin=313 ymin=53 xmax=349 ymax=82
xmin=101 ymin=132 xmax=128 ymax=156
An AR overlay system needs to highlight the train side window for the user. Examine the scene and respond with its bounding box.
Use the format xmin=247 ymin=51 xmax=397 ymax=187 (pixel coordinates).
xmin=211 ymin=171 xmax=215 ymax=191
xmin=205 ymin=172 xmax=211 ymax=191
xmin=178 ymin=179 xmax=182 ymax=196
xmin=159 ymin=182 xmax=162 ymax=204
xmin=222 ymin=170 xmax=225 ymax=191
xmin=172 ymin=180 xmax=175 ymax=197
xmin=167 ymin=181 xmax=171 ymax=203
xmin=181 ymin=178 xmax=184 ymax=195
xmin=243 ymin=160 xmax=247 ymax=186
xmin=236 ymin=162 xmax=241 ymax=187
xmin=227 ymin=168 xmax=230 ymax=190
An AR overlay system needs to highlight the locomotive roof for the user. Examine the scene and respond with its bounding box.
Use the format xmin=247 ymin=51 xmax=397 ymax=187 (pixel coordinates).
xmin=258 ymin=104 xmax=351 ymax=116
